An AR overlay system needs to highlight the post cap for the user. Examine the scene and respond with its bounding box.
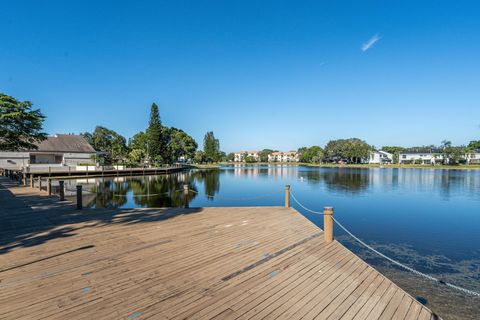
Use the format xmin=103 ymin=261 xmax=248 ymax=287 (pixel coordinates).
xmin=285 ymin=185 xmax=290 ymax=189
xmin=324 ymin=207 xmax=334 ymax=214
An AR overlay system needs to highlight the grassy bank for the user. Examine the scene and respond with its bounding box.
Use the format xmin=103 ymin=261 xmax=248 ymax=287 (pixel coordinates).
xmin=187 ymin=164 xmax=221 ymax=169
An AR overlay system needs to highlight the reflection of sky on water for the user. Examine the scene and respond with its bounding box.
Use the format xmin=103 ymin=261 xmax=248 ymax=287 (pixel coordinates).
xmin=67 ymin=165 xmax=480 ymax=317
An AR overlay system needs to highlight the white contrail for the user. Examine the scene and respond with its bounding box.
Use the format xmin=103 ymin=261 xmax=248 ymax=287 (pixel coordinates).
xmin=361 ymin=34 xmax=381 ymax=52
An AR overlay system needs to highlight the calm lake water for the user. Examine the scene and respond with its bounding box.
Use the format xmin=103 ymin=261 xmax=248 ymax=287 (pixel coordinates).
xmin=66 ymin=165 xmax=480 ymax=319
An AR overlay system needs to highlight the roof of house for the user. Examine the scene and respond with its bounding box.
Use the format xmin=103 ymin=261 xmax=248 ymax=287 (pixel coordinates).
xmin=376 ymin=150 xmax=393 ymax=156
xmin=33 ymin=134 xmax=95 ymax=153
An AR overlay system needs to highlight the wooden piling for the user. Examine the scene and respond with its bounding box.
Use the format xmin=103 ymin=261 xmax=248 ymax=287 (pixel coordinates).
xmin=37 ymin=176 xmax=42 ymax=190
xmin=30 ymin=174 xmax=34 ymax=188
xmin=59 ymin=181 xmax=65 ymax=201
xmin=285 ymin=185 xmax=290 ymax=208
xmin=324 ymin=207 xmax=334 ymax=243
xmin=76 ymin=185 xmax=83 ymax=210
xmin=47 ymin=178 xmax=52 ymax=196
xmin=183 ymin=184 xmax=189 ymax=208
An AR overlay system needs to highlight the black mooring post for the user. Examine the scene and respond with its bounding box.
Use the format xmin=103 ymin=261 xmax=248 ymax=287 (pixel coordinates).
xmin=76 ymin=185 xmax=83 ymax=210
xmin=59 ymin=181 xmax=65 ymax=201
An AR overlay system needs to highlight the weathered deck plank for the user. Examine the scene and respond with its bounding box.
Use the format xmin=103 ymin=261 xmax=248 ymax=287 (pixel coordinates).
xmin=0 ymin=177 xmax=434 ymax=319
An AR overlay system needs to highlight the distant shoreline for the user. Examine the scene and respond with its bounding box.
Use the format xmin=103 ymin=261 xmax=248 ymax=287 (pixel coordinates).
xmin=216 ymin=162 xmax=480 ymax=170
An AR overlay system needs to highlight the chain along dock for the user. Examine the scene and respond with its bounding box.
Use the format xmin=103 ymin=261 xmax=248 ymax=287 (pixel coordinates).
xmin=0 ymin=175 xmax=445 ymax=319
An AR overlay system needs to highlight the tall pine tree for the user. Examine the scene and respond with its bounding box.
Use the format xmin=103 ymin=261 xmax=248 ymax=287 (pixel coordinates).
xmin=146 ymin=103 xmax=166 ymax=164
xmin=203 ymin=131 xmax=220 ymax=163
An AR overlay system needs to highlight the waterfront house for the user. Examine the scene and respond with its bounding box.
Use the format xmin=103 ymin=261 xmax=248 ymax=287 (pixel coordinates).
xmin=268 ymin=151 xmax=300 ymax=162
xmin=466 ymin=149 xmax=480 ymax=164
xmin=234 ymin=151 xmax=260 ymax=162
xmin=399 ymin=149 xmax=443 ymax=165
xmin=0 ymin=134 xmax=96 ymax=170
xmin=368 ymin=150 xmax=393 ymax=164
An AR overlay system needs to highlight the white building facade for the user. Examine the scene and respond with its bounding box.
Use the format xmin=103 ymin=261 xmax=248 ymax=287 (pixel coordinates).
xmin=233 ymin=151 xmax=260 ymax=162
xmin=399 ymin=150 xmax=443 ymax=165
xmin=268 ymin=151 xmax=300 ymax=162
xmin=0 ymin=134 xmax=96 ymax=170
xmin=466 ymin=149 xmax=480 ymax=164
xmin=368 ymin=151 xmax=393 ymax=164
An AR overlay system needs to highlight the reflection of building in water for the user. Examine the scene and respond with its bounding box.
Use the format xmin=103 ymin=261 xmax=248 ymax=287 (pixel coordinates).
xmin=267 ymin=165 xmax=299 ymax=179
xmin=233 ymin=164 xmax=261 ymax=177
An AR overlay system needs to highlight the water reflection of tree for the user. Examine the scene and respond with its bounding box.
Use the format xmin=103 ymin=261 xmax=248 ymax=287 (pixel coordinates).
xmin=91 ymin=179 xmax=129 ymax=208
xmin=192 ymin=169 xmax=220 ymax=199
xmin=303 ymin=168 xmax=369 ymax=193
xmin=129 ymin=173 xmax=198 ymax=207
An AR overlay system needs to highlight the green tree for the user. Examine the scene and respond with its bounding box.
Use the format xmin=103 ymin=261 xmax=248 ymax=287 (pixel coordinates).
xmin=146 ymin=103 xmax=167 ymax=164
xmin=258 ymin=149 xmax=275 ymax=162
xmin=299 ymin=146 xmax=324 ymax=163
xmin=467 ymin=140 xmax=480 ymax=151
xmin=381 ymin=146 xmax=406 ymax=164
xmin=82 ymin=126 xmax=127 ymax=164
xmin=226 ymin=152 xmax=235 ymax=162
xmin=441 ymin=140 xmax=466 ymax=165
xmin=166 ymin=127 xmax=198 ymax=162
xmin=127 ymin=131 xmax=148 ymax=166
xmin=203 ymin=131 xmax=221 ymax=163
xmin=0 ymin=93 xmax=47 ymax=151
xmin=245 ymin=156 xmax=257 ymax=163
xmin=194 ymin=150 xmax=206 ymax=163
xmin=324 ymin=138 xmax=372 ymax=163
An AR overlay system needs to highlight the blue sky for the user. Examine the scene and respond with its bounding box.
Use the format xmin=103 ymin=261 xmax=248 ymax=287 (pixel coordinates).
xmin=1 ymin=1 xmax=480 ymax=152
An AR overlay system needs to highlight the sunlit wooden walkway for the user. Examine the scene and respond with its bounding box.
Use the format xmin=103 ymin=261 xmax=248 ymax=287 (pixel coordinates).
xmin=0 ymin=178 xmax=434 ymax=319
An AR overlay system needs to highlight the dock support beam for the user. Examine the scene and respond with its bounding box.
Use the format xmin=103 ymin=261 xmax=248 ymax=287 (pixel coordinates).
xmin=37 ymin=176 xmax=42 ymax=190
xmin=285 ymin=185 xmax=290 ymax=208
xmin=59 ymin=181 xmax=65 ymax=201
xmin=30 ymin=174 xmax=34 ymax=188
xmin=47 ymin=178 xmax=52 ymax=196
xmin=324 ymin=207 xmax=334 ymax=243
xmin=76 ymin=185 xmax=83 ymax=210
xmin=183 ymin=184 xmax=189 ymax=208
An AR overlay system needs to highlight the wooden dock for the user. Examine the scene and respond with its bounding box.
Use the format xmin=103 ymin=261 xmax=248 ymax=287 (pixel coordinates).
xmin=0 ymin=178 xmax=435 ymax=319
xmin=0 ymin=165 xmax=187 ymax=181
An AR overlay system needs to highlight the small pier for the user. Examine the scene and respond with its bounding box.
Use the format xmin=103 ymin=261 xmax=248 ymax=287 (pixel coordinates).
xmin=0 ymin=165 xmax=187 ymax=181
xmin=0 ymin=177 xmax=435 ymax=319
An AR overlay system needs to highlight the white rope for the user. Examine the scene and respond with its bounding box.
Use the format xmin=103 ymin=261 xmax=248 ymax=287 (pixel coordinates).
xmin=291 ymin=193 xmax=480 ymax=297
xmin=188 ymin=189 xmax=277 ymax=201
xmin=290 ymin=192 xmax=325 ymax=215
xmin=332 ymin=217 xmax=480 ymax=297
xmin=112 ymin=191 xmax=172 ymax=197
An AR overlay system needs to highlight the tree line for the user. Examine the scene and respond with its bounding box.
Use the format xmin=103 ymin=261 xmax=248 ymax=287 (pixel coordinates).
xmin=0 ymin=93 xmax=224 ymax=165
xmin=1 ymin=92 xmax=479 ymax=166
xmin=235 ymin=138 xmax=480 ymax=165
xmin=81 ymin=103 xmax=224 ymax=165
